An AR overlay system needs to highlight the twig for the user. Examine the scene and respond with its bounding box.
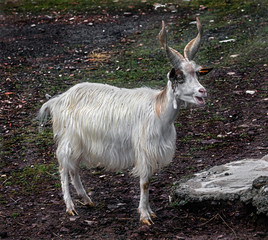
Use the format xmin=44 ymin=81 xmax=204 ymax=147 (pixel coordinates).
xmin=218 ymin=213 xmax=237 ymax=238
xmin=200 ymin=213 xmax=218 ymax=226
xmin=45 ymin=171 xmax=58 ymax=178
xmin=118 ymin=217 xmax=132 ymax=221
xmin=16 ymin=221 xmax=25 ymax=226
xmin=200 ymin=213 xmax=237 ymax=238
xmin=52 ymin=232 xmax=61 ymax=238
xmin=10 ymin=197 xmax=23 ymax=203
xmin=75 ymin=199 xmax=86 ymax=206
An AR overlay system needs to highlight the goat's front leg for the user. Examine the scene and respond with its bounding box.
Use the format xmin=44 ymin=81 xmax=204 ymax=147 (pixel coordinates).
xmin=138 ymin=176 xmax=156 ymax=225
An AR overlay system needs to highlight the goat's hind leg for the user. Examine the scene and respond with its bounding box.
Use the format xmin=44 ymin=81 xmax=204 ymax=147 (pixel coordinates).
xmin=69 ymin=164 xmax=94 ymax=207
xmin=59 ymin=163 xmax=78 ymax=216
xmin=57 ymin=144 xmax=78 ymax=216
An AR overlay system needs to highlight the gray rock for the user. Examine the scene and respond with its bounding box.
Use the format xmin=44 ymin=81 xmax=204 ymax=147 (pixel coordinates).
xmin=173 ymin=155 xmax=268 ymax=216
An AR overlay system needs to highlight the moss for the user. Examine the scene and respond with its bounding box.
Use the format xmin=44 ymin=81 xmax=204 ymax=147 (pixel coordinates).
xmin=4 ymin=163 xmax=59 ymax=195
xmin=11 ymin=212 xmax=21 ymax=219
xmin=0 ymin=195 xmax=8 ymax=204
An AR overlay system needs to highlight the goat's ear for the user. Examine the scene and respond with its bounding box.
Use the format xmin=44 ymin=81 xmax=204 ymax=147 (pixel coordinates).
xmin=169 ymin=68 xmax=176 ymax=80
xmin=199 ymin=67 xmax=213 ymax=75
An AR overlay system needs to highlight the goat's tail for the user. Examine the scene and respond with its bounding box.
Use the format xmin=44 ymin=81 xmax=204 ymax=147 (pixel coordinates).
xmin=38 ymin=96 xmax=58 ymax=127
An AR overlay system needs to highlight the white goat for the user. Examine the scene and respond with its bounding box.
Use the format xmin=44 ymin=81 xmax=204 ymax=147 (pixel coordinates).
xmin=38 ymin=18 xmax=212 ymax=225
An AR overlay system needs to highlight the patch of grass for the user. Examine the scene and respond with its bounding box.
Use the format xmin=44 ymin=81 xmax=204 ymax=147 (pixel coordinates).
xmin=175 ymin=122 xmax=183 ymax=128
xmin=169 ymin=201 xmax=182 ymax=208
xmin=0 ymin=126 xmax=54 ymax=167
xmin=191 ymin=0 xmax=265 ymax=19
xmin=199 ymin=132 xmax=217 ymax=139
xmin=83 ymin=34 xmax=170 ymax=89
xmin=180 ymin=135 xmax=194 ymax=144
xmin=208 ymin=114 xmax=226 ymax=123
xmin=176 ymin=0 xmax=267 ymax=71
xmin=54 ymin=182 xmax=61 ymax=188
xmin=11 ymin=212 xmax=20 ymax=219
xmin=83 ymin=0 xmax=267 ymax=91
xmin=1 ymin=131 xmax=25 ymax=157
xmin=4 ymin=163 xmax=59 ymax=195
xmin=0 ymin=0 xmax=188 ymax=14
xmin=0 ymin=195 xmax=8 ymax=204
xmin=28 ymin=127 xmax=54 ymax=148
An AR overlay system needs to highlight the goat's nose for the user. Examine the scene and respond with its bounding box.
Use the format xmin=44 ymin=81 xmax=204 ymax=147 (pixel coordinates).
xmin=199 ymin=88 xmax=207 ymax=96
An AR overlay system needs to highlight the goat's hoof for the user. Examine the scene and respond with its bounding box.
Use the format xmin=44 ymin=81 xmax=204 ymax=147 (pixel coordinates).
xmin=83 ymin=197 xmax=95 ymax=207
xmin=67 ymin=209 xmax=78 ymax=216
xmin=76 ymin=199 xmax=94 ymax=207
xmin=150 ymin=212 xmax=157 ymax=219
xmin=140 ymin=217 xmax=154 ymax=226
xmin=86 ymin=201 xmax=95 ymax=207
xmin=83 ymin=195 xmax=94 ymax=207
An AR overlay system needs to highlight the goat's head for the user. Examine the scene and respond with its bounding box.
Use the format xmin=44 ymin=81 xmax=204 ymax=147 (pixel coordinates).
xmin=159 ymin=18 xmax=212 ymax=106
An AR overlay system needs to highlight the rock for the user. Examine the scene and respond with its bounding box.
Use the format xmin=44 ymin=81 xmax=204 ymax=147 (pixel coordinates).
xmin=173 ymin=155 xmax=268 ymax=216
xmin=230 ymin=54 xmax=239 ymax=58
xmin=251 ymin=176 xmax=268 ymax=215
xmin=227 ymin=72 xmax=236 ymax=75
xmin=123 ymin=12 xmax=132 ymax=17
xmin=246 ymin=90 xmax=257 ymax=95
xmin=60 ymin=227 xmax=70 ymax=233
xmin=69 ymin=216 xmax=80 ymax=221
xmin=201 ymin=139 xmax=221 ymax=144
xmin=153 ymin=3 xmax=166 ymax=10
xmin=84 ymin=220 xmax=97 ymax=226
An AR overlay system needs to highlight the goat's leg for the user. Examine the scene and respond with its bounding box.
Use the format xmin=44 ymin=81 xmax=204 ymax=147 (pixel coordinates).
xmin=69 ymin=168 xmax=94 ymax=207
xmin=138 ymin=176 xmax=156 ymax=225
xmin=59 ymin=164 xmax=78 ymax=216
xmin=57 ymin=144 xmax=78 ymax=216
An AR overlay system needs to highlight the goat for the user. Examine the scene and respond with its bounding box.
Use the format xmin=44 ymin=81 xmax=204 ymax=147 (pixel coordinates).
xmin=38 ymin=18 xmax=212 ymax=225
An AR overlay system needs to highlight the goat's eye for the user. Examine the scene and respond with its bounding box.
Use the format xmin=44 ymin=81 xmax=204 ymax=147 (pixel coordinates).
xmin=177 ymin=75 xmax=185 ymax=84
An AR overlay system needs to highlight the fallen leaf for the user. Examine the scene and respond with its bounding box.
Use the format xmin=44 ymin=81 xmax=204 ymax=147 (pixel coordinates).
xmin=4 ymin=92 xmax=15 ymax=95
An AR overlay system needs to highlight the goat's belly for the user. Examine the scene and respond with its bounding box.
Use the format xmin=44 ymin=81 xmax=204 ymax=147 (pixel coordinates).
xmin=81 ymin=139 xmax=135 ymax=171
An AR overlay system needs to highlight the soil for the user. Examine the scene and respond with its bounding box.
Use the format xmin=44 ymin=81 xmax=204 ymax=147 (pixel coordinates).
xmin=0 ymin=8 xmax=267 ymax=240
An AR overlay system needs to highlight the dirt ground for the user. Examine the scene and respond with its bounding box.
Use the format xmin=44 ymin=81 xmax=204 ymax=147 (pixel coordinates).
xmin=0 ymin=5 xmax=267 ymax=240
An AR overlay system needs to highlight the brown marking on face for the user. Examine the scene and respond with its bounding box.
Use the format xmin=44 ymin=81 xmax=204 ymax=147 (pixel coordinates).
xmin=155 ymin=86 xmax=168 ymax=118
xmin=184 ymin=62 xmax=195 ymax=76
xmin=176 ymin=69 xmax=183 ymax=76
xmin=142 ymin=182 xmax=149 ymax=191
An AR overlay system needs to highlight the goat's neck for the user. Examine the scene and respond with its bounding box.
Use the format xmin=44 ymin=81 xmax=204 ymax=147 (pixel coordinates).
xmin=155 ymin=80 xmax=182 ymax=125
